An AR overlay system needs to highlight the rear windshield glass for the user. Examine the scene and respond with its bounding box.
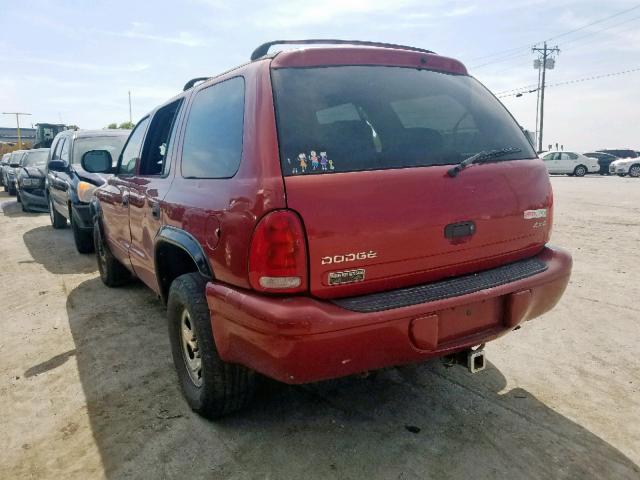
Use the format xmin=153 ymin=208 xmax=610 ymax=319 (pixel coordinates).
xmin=73 ymin=136 xmax=128 ymax=166
xmin=272 ymin=66 xmax=535 ymax=176
xmin=23 ymin=150 xmax=48 ymax=166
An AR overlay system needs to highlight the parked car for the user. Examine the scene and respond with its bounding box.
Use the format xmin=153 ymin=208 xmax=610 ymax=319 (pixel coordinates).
xmin=16 ymin=148 xmax=50 ymax=212
xmin=46 ymin=129 xmax=129 ymax=253
xmin=3 ymin=150 xmax=27 ymax=195
xmin=87 ymin=40 xmax=572 ymax=418
xmin=597 ymin=149 xmax=638 ymax=159
xmin=583 ymin=151 xmax=619 ymax=175
xmin=0 ymin=153 xmax=11 ymax=187
xmin=609 ymin=157 xmax=640 ymax=177
xmin=539 ymin=150 xmax=599 ymax=176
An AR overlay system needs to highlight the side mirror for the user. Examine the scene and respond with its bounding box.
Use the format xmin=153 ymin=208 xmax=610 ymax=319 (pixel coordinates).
xmin=81 ymin=150 xmax=113 ymax=173
xmin=48 ymin=160 xmax=68 ymax=172
xmin=9 ymin=163 xmax=20 ymax=168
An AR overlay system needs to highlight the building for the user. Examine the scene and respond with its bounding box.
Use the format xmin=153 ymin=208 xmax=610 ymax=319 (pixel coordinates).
xmin=0 ymin=127 xmax=36 ymax=144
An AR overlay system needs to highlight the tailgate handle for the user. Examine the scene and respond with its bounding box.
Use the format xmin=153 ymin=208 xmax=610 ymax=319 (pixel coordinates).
xmin=444 ymin=221 xmax=476 ymax=239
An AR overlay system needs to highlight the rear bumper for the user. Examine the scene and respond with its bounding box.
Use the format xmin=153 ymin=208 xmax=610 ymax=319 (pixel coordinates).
xmin=206 ymin=246 xmax=572 ymax=384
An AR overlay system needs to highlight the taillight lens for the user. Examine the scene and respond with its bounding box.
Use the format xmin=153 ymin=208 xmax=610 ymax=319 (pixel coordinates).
xmin=248 ymin=210 xmax=307 ymax=293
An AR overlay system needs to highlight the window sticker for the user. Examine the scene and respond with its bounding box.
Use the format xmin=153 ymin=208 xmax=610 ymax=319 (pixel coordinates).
xmin=291 ymin=151 xmax=335 ymax=175
xmin=310 ymin=151 xmax=319 ymax=170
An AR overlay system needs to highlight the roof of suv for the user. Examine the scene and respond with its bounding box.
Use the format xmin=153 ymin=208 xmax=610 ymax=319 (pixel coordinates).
xmin=56 ymin=129 xmax=130 ymax=139
xmin=182 ymin=40 xmax=468 ymax=92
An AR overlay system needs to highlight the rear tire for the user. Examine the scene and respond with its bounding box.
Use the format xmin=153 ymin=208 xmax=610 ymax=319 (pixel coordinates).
xmin=71 ymin=208 xmax=94 ymax=254
xmin=49 ymin=196 xmax=67 ymax=229
xmin=93 ymin=218 xmax=130 ymax=287
xmin=573 ymin=165 xmax=587 ymax=177
xmin=168 ymin=272 xmax=256 ymax=418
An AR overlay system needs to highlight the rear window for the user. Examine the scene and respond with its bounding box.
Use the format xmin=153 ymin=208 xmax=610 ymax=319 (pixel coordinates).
xmin=272 ymin=66 xmax=536 ymax=176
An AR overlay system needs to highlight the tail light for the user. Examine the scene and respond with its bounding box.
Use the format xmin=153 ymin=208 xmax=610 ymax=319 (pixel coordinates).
xmin=248 ymin=210 xmax=308 ymax=293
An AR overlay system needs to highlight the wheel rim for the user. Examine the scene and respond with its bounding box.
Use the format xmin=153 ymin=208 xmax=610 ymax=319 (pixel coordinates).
xmin=180 ymin=309 xmax=202 ymax=387
xmin=577 ymin=167 xmax=585 ymax=176
xmin=630 ymin=166 xmax=640 ymax=177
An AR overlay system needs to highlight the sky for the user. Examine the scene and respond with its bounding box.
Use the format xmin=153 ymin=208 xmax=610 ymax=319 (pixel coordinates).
xmin=0 ymin=0 xmax=639 ymax=151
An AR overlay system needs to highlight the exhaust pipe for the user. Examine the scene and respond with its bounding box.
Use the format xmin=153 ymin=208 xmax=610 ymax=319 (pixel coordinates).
xmin=443 ymin=344 xmax=486 ymax=374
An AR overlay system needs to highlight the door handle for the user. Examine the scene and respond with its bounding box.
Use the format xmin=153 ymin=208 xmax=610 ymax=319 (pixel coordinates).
xmin=151 ymin=203 xmax=160 ymax=219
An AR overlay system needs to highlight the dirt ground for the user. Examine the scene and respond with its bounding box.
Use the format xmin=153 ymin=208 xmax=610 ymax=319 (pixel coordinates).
xmin=0 ymin=176 xmax=638 ymax=479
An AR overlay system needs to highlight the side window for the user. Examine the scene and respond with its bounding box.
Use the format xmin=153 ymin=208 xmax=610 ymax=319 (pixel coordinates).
xmin=181 ymin=77 xmax=245 ymax=179
xmin=542 ymin=153 xmax=554 ymax=161
xmin=139 ymin=99 xmax=183 ymax=176
xmin=118 ymin=117 xmax=150 ymax=175
xmin=60 ymin=138 xmax=70 ymax=163
xmin=566 ymin=152 xmax=578 ymax=160
xmin=51 ymin=138 xmax=65 ymax=160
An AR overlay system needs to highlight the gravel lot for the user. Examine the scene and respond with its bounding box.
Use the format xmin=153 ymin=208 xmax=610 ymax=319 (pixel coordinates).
xmin=0 ymin=176 xmax=639 ymax=479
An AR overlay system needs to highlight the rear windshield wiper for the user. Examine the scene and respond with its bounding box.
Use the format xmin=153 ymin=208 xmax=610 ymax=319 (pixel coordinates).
xmin=447 ymin=147 xmax=522 ymax=178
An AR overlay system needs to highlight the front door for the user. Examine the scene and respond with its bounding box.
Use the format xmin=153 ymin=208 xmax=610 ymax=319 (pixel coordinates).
xmin=128 ymin=99 xmax=184 ymax=292
xmin=97 ymin=117 xmax=150 ymax=267
xmin=48 ymin=136 xmax=71 ymax=217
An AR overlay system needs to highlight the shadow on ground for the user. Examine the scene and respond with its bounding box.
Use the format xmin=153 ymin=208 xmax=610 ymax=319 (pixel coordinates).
xmin=54 ymin=277 xmax=639 ymax=479
xmin=0 ymin=197 xmax=47 ymax=218
xmin=22 ymin=225 xmax=96 ymax=275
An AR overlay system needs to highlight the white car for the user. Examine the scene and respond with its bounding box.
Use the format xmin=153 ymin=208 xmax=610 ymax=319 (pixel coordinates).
xmin=609 ymin=157 xmax=640 ymax=177
xmin=539 ymin=151 xmax=600 ymax=176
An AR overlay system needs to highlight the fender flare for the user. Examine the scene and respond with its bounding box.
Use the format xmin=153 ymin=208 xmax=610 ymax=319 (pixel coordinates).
xmin=154 ymin=225 xmax=213 ymax=284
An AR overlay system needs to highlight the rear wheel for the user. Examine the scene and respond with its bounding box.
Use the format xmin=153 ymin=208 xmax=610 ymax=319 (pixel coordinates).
xmin=168 ymin=272 xmax=256 ymax=418
xmin=93 ymin=218 xmax=130 ymax=286
xmin=49 ymin=196 xmax=67 ymax=229
xmin=71 ymin=208 xmax=94 ymax=253
xmin=573 ymin=165 xmax=587 ymax=177
xmin=629 ymin=165 xmax=640 ymax=178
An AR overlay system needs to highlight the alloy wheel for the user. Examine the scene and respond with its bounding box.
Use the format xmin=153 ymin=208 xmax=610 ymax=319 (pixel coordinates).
xmin=180 ymin=309 xmax=203 ymax=387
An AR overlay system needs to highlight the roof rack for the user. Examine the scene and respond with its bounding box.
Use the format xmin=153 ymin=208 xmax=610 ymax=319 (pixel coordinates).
xmin=250 ymin=39 xmax=434 ymax=61
xmin=183 ymin=77 xmax=210 ymax=91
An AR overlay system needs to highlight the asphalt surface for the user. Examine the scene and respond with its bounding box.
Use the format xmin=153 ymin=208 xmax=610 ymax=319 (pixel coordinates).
xmin=0 ymin=176 xmax=639 ymax=479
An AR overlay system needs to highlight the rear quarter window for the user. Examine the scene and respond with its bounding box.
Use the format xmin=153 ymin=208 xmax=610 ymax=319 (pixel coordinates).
xmin=181 ymin=77 xmax=245 ymax=179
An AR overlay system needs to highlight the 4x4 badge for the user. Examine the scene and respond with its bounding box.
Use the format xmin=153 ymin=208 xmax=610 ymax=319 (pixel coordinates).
xmin=523 ymin=209 xmax=547 ymax=219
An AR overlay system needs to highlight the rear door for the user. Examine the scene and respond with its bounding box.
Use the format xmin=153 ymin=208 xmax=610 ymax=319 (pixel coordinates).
xmin=271 ymin=65 xmax=550 ymax=299
xmin=97 ymin=118 xmax=150 ymax=265
xmin=127 ymin=99 xmax=184 ymax=292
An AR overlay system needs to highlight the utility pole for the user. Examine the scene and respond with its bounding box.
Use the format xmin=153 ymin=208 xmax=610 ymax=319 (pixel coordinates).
xmin=128 ymin=91 xmax=132 ymax=125
xmin=532 ymin=42 xmax=559 ymax=152
xmin=2 ymin=112 xmax=32 ymax=149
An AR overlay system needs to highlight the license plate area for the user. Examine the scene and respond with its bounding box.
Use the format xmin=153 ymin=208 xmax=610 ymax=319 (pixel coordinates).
xmin=438 ymin=298 xmax=503 ymax=343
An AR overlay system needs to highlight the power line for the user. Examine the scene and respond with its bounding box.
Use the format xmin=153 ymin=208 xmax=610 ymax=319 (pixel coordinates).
xmin=497 ymin=66 xmax=640 ymax=98
xmin=468 ymin=3 xmax=640 ymax=69
xmin=544 ymin=3 xmax=640 ymax=42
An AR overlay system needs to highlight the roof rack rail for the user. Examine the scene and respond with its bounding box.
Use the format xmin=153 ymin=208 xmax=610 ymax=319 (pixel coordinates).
xmin=250 ymin=39 xmax=434 ymax=61
xmin=183 ymin=77 xmax=210 ymax=91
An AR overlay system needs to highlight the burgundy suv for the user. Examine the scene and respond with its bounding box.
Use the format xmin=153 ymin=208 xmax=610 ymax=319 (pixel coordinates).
xmin=85 ymin=40 xmax=572 ymax=418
